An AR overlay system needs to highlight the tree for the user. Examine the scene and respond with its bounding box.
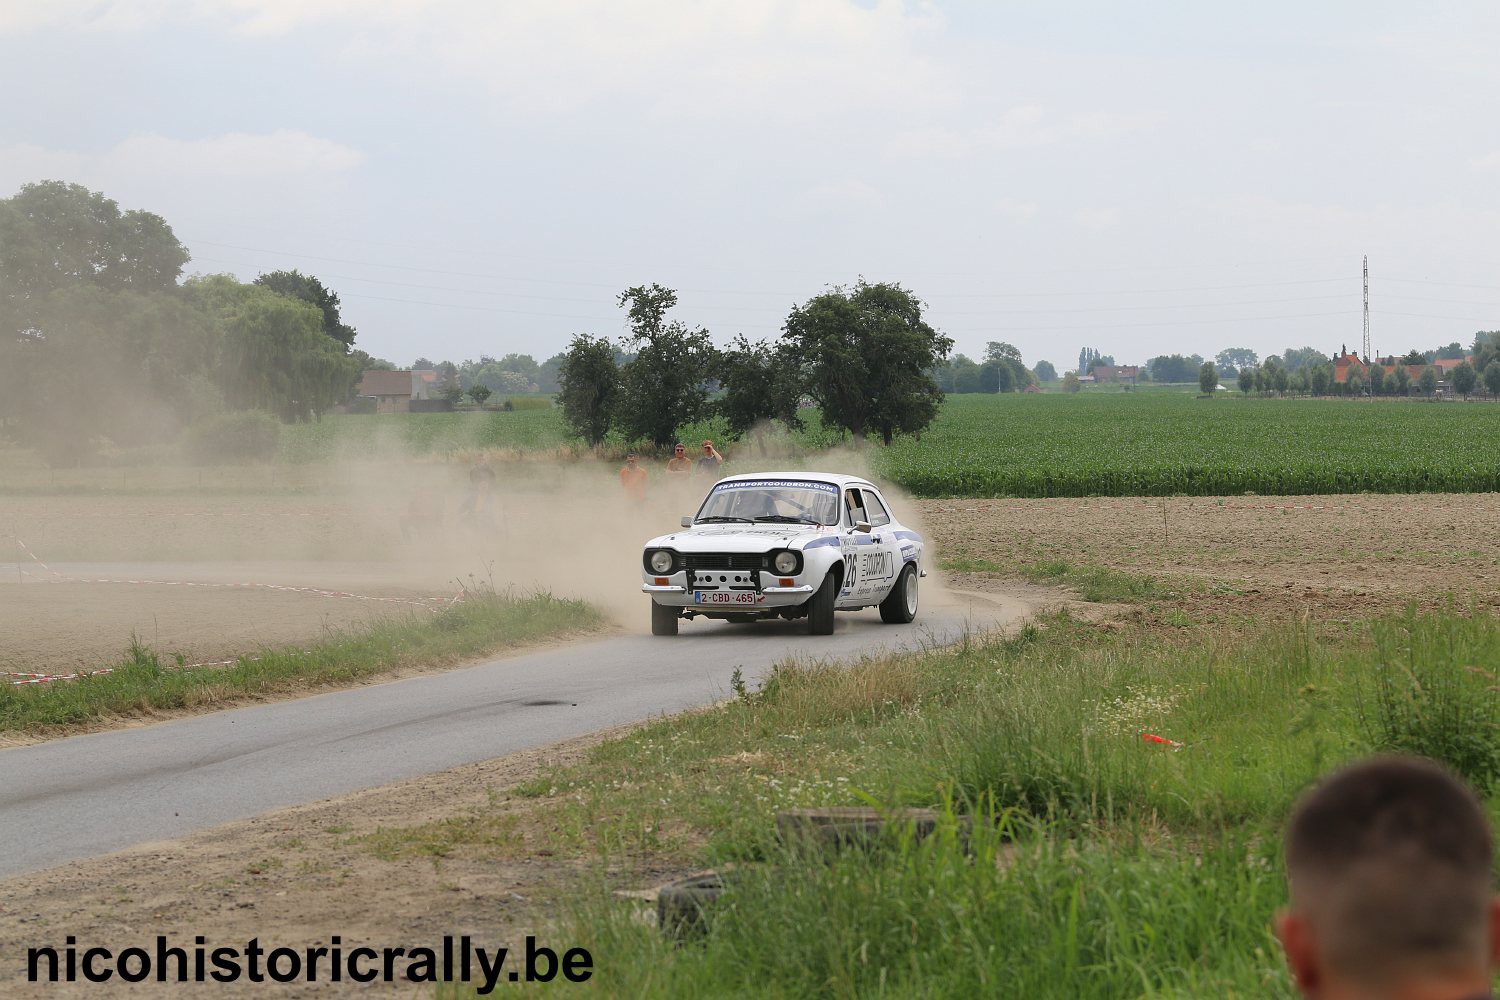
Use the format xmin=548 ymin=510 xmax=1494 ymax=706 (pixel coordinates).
xmin=1149 ymin=354 xmax=1205 ymax=383
xmin=442 ymin=384 xmax=464 ymax=405
xmin=1062 ymin=371 xmax=1081 ymax=393
xmin=1199 ymin=361 xmax=1219 ymax=394
xmin=946 ymin=355 xmax=981 ymax=393
xmin=1392 ymin=364 xmax=1410 ymax=396
xmin=1485 ymin=360 xmax=1500 ymax=398
xmin=1273 ymin=365 xmax=1289 ymax=395
xmin=253 ymin=270 xmax=356 ymax=350
xmin=1419 ymin=365 xmax=1439 ymax=396
xmin=557 ymin=334 xmax=619 ymax=445
xmin=497 ymin=353 xmax=540 ymax=380
xmin=984 ymin=341 xmax=1030 ymax=391
xmin=536 ymin=352 xmax=565 ymax=394
xmin=612 ymin=284 xmax=718 ymax=448
xmin=1366 ymin=364 xmax=1386 ymax=397
xmin=1238 ymin=367 xmax=1254 ymax=395
xmin=1451 ymin=362 xmax=1478 ymax=399
xmin=1215 ymin=347 xmax=1258 ymax=377
xmin=1310 ymin=365 xmax=1331 ymax=396
xmin=783 ymin=280 xmax=952 ymax=445
xmin=716 ymin=334 xmax=804 ymax=449
xmin=1346 ymin=369 xmax=1364 ymax=397
xmin=1401 ymin=349 xmax=1426 ymax=366
xmin=1276 ymin=346 xmax=1323 ymax=372
xmin=1033 ymin=360 xmax=1057 ymax=382
xmin=0 ymin=180 xmax=188 ymax=332
xmin=466 ymin=384 xmax=492 ymax=407
xmin=185 ymin=275 xmax=357 ymax=422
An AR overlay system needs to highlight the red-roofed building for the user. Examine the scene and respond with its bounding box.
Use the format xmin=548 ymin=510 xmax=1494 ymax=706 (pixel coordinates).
xmin=1091 ymin=364 xmax=1140 ymax=385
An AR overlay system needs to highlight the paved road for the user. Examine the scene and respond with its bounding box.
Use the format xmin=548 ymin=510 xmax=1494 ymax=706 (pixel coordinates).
xmin=0 ymin=589 xmax=1028 ymax=879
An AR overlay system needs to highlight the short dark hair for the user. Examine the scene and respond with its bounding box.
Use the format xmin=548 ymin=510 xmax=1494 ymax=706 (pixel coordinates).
xmin=1285 ymin=756 xmax=1494 ymax=980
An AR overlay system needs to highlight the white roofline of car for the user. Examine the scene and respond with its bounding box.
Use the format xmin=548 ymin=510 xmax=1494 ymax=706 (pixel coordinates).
xmin=714 ymin=471 xmax=876 ymax=490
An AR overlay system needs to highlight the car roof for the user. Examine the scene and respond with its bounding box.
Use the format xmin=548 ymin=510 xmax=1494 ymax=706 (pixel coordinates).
xmin=714 ymin=471 xmax=878 ymax=490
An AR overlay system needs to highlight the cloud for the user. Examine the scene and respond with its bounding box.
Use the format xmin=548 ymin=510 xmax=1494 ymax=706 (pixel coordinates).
xmin=994 ymin=199 xmax=1039 ymax=220
xmin=106 ymin=130 xmax=365 ymax=176
xmin=0 ymin=131 xmax=364 ymax=197
xmin=1 ymin=1 xmax=953 ymax=119
xmin=887 ymin=106 xmax=1162 ymax=159
xmin=1072 ymin=206 xmax=1120 ymax=231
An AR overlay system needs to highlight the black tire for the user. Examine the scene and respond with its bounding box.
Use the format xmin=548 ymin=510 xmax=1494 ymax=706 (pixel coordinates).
xmin=651 ymin=601 xmax=680 ymax=636
xmin=879 ymin=564 xmax=919 ymax=624
xmin=806 ymin=572 xmax=837 ymax=635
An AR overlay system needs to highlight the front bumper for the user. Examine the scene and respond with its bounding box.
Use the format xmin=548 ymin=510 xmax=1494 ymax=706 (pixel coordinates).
xmin=641 ymin=577 xmax=814 ymax=609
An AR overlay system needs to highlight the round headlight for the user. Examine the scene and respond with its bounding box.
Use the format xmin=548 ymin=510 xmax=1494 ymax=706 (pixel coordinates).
xmin=649 ymin=550 xmax=675 ymax=574
xmin=772 ymin=551 xmax=798 ymax=575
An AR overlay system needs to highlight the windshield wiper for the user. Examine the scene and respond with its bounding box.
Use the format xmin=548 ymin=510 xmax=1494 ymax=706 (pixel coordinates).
xmin=695 ymin=516 xmax=753 ymax=523
xmin=752 ymin=514 xmax=805 ymax=523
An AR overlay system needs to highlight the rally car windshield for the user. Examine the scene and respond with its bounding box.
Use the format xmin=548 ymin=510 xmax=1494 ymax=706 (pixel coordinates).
xmin=695 ymin=480 xmax=840 ymax=526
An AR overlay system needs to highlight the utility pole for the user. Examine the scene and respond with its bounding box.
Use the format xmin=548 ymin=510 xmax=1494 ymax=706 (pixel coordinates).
xmin=1362 ymin=255 xmax=1371 ymax=363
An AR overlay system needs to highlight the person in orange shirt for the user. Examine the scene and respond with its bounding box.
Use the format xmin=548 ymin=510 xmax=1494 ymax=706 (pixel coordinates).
xmin=620 ymin=454 xmax=648 ymax=504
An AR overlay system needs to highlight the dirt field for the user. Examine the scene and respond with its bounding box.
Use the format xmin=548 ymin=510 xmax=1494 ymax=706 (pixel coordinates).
xmin=919 ymin=492 xmax=1500 ymax=613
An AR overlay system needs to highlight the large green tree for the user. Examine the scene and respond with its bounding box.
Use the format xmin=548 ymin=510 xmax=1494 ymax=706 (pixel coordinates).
xmin=783 ymin=280 xmax=952 ymax=445
xmin=1451 ymin=361 xmax=1478 ymax=399
xmin=984 ymin=342 xmax=1030 ymax=391
xmin=716 ymin=334 xmax=804 ymax=447
xmin=253 ymin=269 xmax=356 ymax=350
xmin=1199 ymin=361 xmax=1219 ymax=394
xmin=612 ymin=284 xmax=719 ymax=448
xmin=556 ymin=334 xmax=620 ymax=446
xmin=1215 ymin=347 xmax=1258 ymax=376
xmin=186 ymin=275 xmax=356 ymax=422
xmin=0 ymin=181 xmax=188 ymax=333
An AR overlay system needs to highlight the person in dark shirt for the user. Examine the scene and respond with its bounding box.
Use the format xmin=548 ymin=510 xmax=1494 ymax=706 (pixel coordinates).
xmin=1278 ymin=755 xmax=1500 ymax=1000
xmin=694 ymin=440 xmax=723 ymax=478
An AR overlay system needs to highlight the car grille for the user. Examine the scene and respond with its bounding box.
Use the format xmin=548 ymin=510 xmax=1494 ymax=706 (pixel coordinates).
xmin=683 ymin=553 xmax=765 ymax=571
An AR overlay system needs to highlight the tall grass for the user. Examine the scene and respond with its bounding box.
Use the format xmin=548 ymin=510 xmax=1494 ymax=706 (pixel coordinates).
xmin=460 ymin=608 xmax=1500 ymax=997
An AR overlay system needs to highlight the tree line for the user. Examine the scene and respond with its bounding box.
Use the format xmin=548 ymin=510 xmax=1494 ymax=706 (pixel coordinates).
xmin=0 ymin=181 xmax=372 ymax=461
xmin=557 ymin=281 xmax=953 ymax=450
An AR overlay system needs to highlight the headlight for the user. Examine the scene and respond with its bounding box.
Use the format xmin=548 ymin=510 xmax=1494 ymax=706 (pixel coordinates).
xmin=649 ymin=550 xmax=675 ymax=574
xmin=772 ymin=550 xmax=799 ymax=575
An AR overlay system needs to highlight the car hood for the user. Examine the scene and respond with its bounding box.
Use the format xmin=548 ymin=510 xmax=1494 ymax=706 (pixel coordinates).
xmin=643 ymin=523 xmax=836 ymax=553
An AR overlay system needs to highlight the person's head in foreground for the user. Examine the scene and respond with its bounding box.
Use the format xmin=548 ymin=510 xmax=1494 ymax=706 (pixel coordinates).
xmin=1280 ymin=755 xmax=1500 ymax=1000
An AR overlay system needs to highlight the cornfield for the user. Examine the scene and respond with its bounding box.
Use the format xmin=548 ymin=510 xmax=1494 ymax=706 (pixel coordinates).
xmin=875 ymin=393 xmax=1500 ymax=497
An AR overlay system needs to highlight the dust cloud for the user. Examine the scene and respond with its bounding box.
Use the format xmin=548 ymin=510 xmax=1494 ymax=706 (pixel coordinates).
xmin=0 ymin=420 xmax=953 ymax=667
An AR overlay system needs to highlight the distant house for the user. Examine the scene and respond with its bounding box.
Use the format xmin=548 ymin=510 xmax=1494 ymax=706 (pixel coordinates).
xmin=355 ymin=370 xmax=416 ymax=413
xmin=1091 ymin=364 xmax=1140 ymax=385
xmin=412 ymin=369 xmax=439 ymax=400
xmin=1334 ymin=351 xmax=1473 ymax=387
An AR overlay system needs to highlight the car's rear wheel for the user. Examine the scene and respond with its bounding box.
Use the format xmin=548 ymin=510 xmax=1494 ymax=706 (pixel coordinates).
xmin=879 ymin=564 xmax=918 ymax=624
xmin=806 ymin=573 xmax=837 ymax=635
xmin=651 ymin=601 xmax=680 ymax=636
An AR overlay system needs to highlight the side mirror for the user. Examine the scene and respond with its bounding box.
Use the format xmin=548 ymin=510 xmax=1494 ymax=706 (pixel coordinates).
xmin=680 ymin=516 xmax=694 ymax=528
xmin=854 ymin=521 xmax=873 ymax=534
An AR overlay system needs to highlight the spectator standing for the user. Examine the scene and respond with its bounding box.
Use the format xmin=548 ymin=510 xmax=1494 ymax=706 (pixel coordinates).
xmin=665 ymin=443 xmax=693 ymax=479
xmin=619 ymin=454 xmax=648 ymax=504
xmin=694 ymin=440 xmax=724 ymax=478
xmin=1278 ymin=755 xmax=1500 ymax=1000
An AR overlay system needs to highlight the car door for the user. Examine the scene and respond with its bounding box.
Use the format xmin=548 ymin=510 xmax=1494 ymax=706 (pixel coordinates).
xmin=838 ymin=487 xmax=874 ymax=606
xmin=857 ymin=487 xmax=901 ymax=601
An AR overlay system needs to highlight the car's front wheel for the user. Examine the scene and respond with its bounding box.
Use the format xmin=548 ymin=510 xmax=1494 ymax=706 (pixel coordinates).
xmin=879 ymin=564 xmax=918 ymax=624
xmin=806 ymin=573 xmax=837 ymax=635
xmin=651 ymin=601 xmax=680 ymax=636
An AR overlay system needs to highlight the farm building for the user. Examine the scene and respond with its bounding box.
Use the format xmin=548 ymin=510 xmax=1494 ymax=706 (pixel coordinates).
xmin=1091 ymin=364 xmax=1140 ymax=385
xmin=354 ymin=370 xmax=440 ymax=413
xmin=1332 ymin=350 xmax=1474 ymax=385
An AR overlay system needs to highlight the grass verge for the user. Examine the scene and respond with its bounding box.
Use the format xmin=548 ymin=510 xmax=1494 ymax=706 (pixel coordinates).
xmin=942 ymin=555 xmax=1169 ymax=602
xmin=0 ymin=590 xmax=605 ymax=734
xmin=399 ymin=604 xmax=1500 ymax=997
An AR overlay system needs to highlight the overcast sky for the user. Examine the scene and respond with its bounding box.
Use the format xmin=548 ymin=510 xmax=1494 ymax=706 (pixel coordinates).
xmin=3 ymin=1 xmax=1499 ymax=370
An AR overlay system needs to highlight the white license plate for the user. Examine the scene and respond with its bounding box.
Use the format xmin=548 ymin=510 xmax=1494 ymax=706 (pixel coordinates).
xmin=694 ymin=590 xmax=760 ymax=605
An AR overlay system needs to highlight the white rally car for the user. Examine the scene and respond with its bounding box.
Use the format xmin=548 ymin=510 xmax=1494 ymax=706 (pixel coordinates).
xmin=640 ymin=472 xmax=924 ymax=636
